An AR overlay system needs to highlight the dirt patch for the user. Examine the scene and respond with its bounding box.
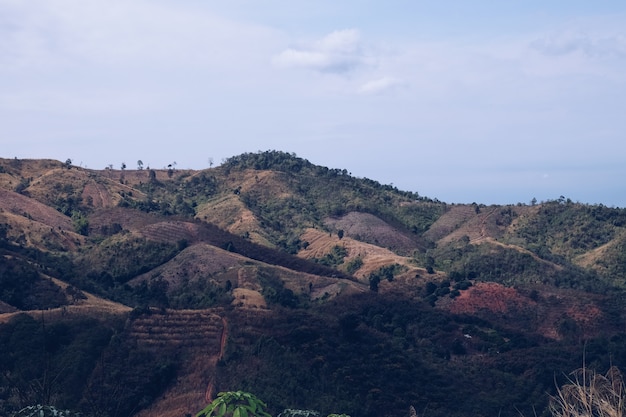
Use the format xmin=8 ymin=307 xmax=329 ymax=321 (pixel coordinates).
xmin=88 ymin=207 xmax=160 ymax=234
xmin=444 ymin=282 xmax=535 ymax=315
xmin=140 ymin=220 xmax=203 ymax=243
xmin=232 ymin=288 xmax=268 ymax=310
xmin=431 ymin=207 xmax=503 ymax=245
xmin=424 ymin=205 xmax=476 ymax=242
xmin=82 ymin=181 xmax=114 ymax=208
xmin=324 ymin=212 xmax=420 ymax=254
xmin=0 ymin=189 xmax=74 ymax=230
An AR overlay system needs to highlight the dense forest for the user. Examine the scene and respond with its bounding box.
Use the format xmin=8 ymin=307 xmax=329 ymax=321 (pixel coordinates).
xmin=1 ymin=151 xmax=625 ymax=417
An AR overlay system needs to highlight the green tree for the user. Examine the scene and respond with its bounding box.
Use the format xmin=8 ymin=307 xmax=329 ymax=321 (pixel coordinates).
xmin=71 ymin=211 xmax=89 ymax=236
xmin=369 ymin=275 xmax=380 ymax=292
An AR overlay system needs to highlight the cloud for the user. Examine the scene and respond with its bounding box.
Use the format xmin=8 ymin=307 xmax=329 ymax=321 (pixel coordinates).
xmin=0 ymin=0 xmax=280 ymax=71
xmin=273 ymin=29 xmax=366 ymax=73
xmin=530 ymin=31 xmax=626 ymax=58
xmin=358 ymin=76 xmax=405 ymax=94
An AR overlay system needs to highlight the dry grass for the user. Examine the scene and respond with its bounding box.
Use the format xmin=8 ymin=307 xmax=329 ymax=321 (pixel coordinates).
xmin=550 ymin=366 xmax=625 ymax=417
xmin=298 ymin=228 xmax=418 ymax=281
xmin=195 ymin=194 xmax=273 ymax=247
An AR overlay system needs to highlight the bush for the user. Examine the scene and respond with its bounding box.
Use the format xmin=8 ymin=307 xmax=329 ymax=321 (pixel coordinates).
xmin=196 ymin=391 xmax=271 ymax=417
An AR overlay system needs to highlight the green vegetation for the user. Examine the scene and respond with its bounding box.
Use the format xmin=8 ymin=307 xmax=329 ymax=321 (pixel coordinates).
xmin=214 ymin=293 xmax=626 ymax=417
xmin=437 ymin=240 xmax=609 ymax=292
xmin=0 ymin=314 xmax=116 ymax=414
xmin=507 ymin=199 xmax=626 ymax=261
xmin=0 ymin=313 xmax=175 ymax=417
xmin=257 ymin=268 xmax=303 ymax=308
xmin=71 ymin=210 xmax=89 ymax=236
xmin=197 ymin=393 xmax=353 ymax=417
xmin=368 ymin=264 xmax=404 ymax=292
xmin=0 ymin=257 xmax=68 ymax=310
xmin=344 ymin=257 xmax=363 ymax=275
xmin=75 ymin=237 xmax=179 ymax=287
xmin=200 ymin=365 xmax=626 ymax=417
xmin=314 ymin=245 xmax=347 ymax=268
xmin=222 ymin=151 xmax=444 ymax=252
xmin=197 ymin=391 xmax=271 ymax=417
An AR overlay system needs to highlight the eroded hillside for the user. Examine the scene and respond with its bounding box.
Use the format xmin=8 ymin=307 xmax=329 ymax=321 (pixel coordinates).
xmin=2 ymin=152 xmax=626 ymax=417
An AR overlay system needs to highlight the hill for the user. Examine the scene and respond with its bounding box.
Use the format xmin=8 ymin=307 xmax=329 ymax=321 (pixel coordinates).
xmin=1 ymin=151 xmax=626 ymax=417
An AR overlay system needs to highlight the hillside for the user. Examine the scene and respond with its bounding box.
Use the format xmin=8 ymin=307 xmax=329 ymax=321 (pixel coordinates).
xmin=1 ymin=152 xmax=626 ymax=417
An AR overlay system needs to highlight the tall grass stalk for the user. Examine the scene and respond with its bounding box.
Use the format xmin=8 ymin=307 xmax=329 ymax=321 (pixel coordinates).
xmin=550 ymin=366 xmax=625 ymax=417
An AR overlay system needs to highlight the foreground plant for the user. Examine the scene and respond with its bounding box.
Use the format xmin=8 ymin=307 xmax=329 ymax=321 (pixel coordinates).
xmin=196 ymin=392 xmax=352 ymax=417
xmin=196 ymin=391 xmax=271 ymax=417
xmin=13 ymin=405 xmax=81 ymax=417
xmin=550 ymin=366 xmax=625 ymax=417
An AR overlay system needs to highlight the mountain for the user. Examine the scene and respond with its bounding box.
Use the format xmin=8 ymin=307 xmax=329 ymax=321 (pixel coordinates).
xmin=1 ymin=151 xmax=626 ymax=417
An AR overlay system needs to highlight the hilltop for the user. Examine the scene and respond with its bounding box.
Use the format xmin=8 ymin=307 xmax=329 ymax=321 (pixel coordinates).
xmin=1 ymin=151 xmax=626 ymax=417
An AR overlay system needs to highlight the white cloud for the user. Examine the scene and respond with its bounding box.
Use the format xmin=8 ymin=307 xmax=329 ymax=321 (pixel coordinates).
xmin=0 ymin=0 xmax=280 ymax=71
xmin=358 ymin=76 xmax=405 ymax=94
xmin=530 ymin=31 xmax=626 ymax=58
xmin=273 ymin=29 xmax=366 ymax=73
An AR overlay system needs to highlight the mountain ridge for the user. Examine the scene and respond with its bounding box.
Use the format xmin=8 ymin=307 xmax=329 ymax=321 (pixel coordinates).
xmin=1 ymin=151 xmax=626 ymax=417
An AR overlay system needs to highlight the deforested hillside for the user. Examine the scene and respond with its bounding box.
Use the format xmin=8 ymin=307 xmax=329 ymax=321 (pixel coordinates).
xmin=1 ymin=151 xmax=626 ymax=417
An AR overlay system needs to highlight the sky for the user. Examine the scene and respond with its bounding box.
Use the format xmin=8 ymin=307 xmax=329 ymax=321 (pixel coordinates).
xmin=1 ymin=1 xmax=626 ymax=207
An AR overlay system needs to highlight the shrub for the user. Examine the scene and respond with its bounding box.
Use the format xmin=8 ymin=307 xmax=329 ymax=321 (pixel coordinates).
xmin=196 ymin=391 xmax=271 ymax=417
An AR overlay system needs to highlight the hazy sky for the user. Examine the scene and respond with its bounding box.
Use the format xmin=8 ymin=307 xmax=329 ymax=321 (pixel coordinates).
xmin=2 ymin=1 xmax=625 ymax=206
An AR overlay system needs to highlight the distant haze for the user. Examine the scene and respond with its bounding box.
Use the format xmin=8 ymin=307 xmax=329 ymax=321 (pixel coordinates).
xmin=1 ymin=1 xmax=625 ymax=207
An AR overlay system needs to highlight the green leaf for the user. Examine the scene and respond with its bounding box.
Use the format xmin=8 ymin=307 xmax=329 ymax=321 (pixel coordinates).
xmin=218 ymin=401 xmax=227 ymax=417
xmin=247 ymin=397 xmax=257 ymax=412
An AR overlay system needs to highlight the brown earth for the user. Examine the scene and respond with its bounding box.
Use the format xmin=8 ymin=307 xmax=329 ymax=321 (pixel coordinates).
xmin=129 ymin=308 xmax=226 ymax=417
xmin=128 ymin=243 xmax=249 ymax=290
xmin=444 ymin=282 xmax=534 ymax=315
xmin=324 ymin=212 xmax=421 ymax=254
xmin=87 ymin=207 xmax=163 ymax=234
xmin=441 ymin=281 xmax=608 ymax=341
xmin=0 ymin=189 xmax=74 ymax=230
